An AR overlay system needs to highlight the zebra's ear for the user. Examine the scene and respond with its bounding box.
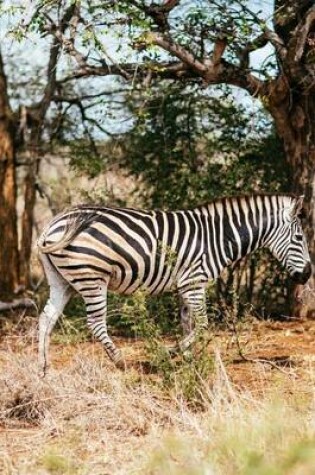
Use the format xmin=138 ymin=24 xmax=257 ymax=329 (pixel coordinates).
xmin=289 ymin=195 xmax=304 ymax=219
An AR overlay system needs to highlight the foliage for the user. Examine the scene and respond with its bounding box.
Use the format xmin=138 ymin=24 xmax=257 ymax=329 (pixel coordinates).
xmin=120 ymin=290 xmax=214 ymax=408
xmin=52 ymin=297 xmax=91 ymax=345
xmin=115 ymin=290 xmax=179 ymax=336
xmin=116 ymin=82 xmax=288 ymax=210
xmin=108 ymin=82 xmax=290 ymax=317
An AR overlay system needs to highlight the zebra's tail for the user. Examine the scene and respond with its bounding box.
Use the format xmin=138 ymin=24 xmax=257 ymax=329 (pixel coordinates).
xmin=38 ymin=210 xmax=97 ymax=254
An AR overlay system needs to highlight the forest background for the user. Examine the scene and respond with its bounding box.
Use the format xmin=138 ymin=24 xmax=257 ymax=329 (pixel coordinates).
xmin=0 ymin=0 xmax=314 ymax=323
xmin=1 ymin=2 xmax=315 ymax=474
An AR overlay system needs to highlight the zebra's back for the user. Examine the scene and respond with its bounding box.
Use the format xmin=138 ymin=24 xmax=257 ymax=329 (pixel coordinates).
xmin=42 ymin=206 xmax=205 ymax=295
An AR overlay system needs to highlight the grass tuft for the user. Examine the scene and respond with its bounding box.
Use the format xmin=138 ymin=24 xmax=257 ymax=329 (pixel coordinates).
xmin=0 ymin=318 xmax=315 ymax=474
xmin=3 ymin=390 xmax=47 ymax=425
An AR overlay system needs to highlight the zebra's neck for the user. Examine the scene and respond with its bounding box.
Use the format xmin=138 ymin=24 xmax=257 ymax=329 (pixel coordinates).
xmin=201 ymin=194 xmax=289 ymax=279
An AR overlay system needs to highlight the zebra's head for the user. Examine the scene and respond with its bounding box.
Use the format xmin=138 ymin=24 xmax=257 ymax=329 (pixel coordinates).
xmin=267 ymin=196 xmax=311 ymax=285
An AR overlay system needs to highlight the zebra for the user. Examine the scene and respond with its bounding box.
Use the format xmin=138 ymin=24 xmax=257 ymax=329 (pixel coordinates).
xmin=37 ymin=193 xmax=311 ymax=375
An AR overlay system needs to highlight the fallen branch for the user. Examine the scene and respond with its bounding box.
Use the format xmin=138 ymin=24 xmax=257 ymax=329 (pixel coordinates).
xmin=227 ymin=313 xmax=294 ymax=376
xmin=0 ymin=298 xmax=38 ymax=313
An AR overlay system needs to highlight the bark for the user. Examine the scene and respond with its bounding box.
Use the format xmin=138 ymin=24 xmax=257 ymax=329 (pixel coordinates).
xmin=0 ymin=51 xmax=19 ymax=298
xmin=268 ymin=84 xmax=315 ymax=318
xmin=19 ymin=37 xmax=60 ymax=288
xmin=19 ymin=156 xmax=37 ymax=289
xmin=263 ymin=0 xmax=315 ymax=317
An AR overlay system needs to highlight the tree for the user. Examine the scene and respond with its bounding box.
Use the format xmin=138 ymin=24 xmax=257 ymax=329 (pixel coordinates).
xmin=0 ymin=2 xmax=126 ymax=299
xmin=0 ymin=4 xmax=76 ymax=297
xmin=110 ymin=82 xmax=293 ymax=317
xmin=115 ymin=82 xmax=288 ymax=208
xmin=0 ymin=51 xmax=19 ymax=297
xmin=1 ymin=1 xmax=314 ymax=316
xmin=28 ymin=0 xmax=312 ymax=315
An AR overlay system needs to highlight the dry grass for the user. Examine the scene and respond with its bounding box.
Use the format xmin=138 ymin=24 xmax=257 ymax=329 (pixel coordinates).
xmin=1 ymin=319 xmax=315 ymax=474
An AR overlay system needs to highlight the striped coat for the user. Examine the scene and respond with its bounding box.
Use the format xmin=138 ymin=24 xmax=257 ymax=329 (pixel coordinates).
xmin=38 ymin=194 xmax=311 ymax=374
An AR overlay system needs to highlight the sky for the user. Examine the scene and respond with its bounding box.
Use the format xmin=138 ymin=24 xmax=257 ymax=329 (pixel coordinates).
xmin=0 ymin=0 xmax=276 ymax=138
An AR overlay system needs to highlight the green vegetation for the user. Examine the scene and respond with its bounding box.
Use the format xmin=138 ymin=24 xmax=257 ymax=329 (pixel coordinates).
xmin=1 ymin=330 xmax=315 ymax=475
xmin=40 ymin=450 xmax=80 ymax=475
xmin=0 ymin=1 xmax=314 ymax=473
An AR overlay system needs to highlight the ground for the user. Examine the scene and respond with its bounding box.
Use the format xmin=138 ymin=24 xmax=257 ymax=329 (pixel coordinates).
xmin=0 ymin=316 xmax=315 ymax=474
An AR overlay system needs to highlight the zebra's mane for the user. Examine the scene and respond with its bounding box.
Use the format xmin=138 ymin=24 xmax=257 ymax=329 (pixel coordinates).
xmin=65 ymin=192 xmax=298 ymax=214
xmin=200 ymin=192 xmax=298 ymax=212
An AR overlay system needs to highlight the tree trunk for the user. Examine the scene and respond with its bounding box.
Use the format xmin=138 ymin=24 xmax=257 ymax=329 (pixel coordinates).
xmin=0 ymin=52 xmax=19 ymax=299
xmin=19 ymin=37 xmax=60 ymax=288
xmin=288 ymin=98 xmax=315 ymax=318
xmin=19 ymin=156 xmax=37 ymax=289
xmin=270 ymin=91 xmax=315 ymax=318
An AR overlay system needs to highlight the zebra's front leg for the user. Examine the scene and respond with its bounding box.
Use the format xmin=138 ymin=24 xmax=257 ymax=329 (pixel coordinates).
xmin=82 ymin=284 xmax=125 ymax=370
xmin=178 ymin=287 xmax=208 ymax=353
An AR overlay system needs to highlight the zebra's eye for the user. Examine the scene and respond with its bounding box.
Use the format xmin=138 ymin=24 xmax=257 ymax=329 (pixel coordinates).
xmin=295 ymin=234 xmax=303 ymax=242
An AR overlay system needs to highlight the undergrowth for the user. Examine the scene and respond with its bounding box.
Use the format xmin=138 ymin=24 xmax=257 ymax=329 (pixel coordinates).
xmin=52 ymin=288 xmax=253 ymax=409
xmin=0 ymin=333 xmax=314 ymax=475
xmin=8 ymin=287 xmax=313 ymax=473
xmin=125 ymin=291 xmax=215 ymax=409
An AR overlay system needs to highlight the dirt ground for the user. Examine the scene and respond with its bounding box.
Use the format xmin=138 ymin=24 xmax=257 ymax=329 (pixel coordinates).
xmin=1 ymin=316 xmax=315 ymax=474
xmin=218 ymin=317 xmax=315 ymax=394
xmin=1 ymin=316 xmax=315 ymax=394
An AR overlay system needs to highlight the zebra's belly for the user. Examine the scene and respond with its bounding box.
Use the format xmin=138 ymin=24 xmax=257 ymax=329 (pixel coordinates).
xmin=108 ymin=264 xmax=178 ymax=296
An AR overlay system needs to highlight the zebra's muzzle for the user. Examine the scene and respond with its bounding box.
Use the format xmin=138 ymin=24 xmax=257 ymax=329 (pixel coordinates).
xmin=291 ymin=262 xmax=312 ymax=285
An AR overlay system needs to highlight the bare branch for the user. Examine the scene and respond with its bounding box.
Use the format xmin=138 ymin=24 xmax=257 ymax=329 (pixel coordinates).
xmin=45 ymin=16 xmax=132 ymax=81
xmin=44 ymin=9 xmax=267 ymax=101
xmin=293 ymin=4 xmax=315 ymax=62
xmin=212 ymin=38 xmax=228 ymax=66
xmin=35 ymin=3 xmax=81 ymax=129
xmin=52 ymin=89 xmax=128 ymax=103
xmin=0 ymin=298 xmax=37 ymax=313
xmin=131 ymin=0 xmax=180 ymax=30
xmin=143 ymin=32 xmax=207 ymax=74
xmin=68 ymin=97 xmax=114 ymax=138
xmin=147 ymin=32 xmax=267 ymax=96
xmin=69 ymin=1 xmax=81 ymax=43
xmin=264 ymin=29 xmax=287 ymax=61
xmin=56 ymin=60 xmax=191 ymax=83
xmin=238 ymin=30 xmax=286 ymax=69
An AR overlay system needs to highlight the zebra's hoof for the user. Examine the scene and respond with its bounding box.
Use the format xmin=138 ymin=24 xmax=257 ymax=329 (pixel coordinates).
xmin=114 ymin=357 xmax=126 ymax=371
xmin=38 ymin=361 xmax=48 ymax=378
xmin=38 ymin=368 xmax=47 ymax=379
xmin=182 ymin=349 xmax=193 ymax=362
xmin=167 ymin=345 xmax=180 ymax=357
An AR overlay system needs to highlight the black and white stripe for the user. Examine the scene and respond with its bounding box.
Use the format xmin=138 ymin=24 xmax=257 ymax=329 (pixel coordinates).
xmin=38 ymin=194 xmax=311 ymax=374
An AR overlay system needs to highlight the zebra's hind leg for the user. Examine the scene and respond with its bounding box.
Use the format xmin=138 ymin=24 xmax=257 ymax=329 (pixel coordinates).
xmin=38 ymin=255 xmax=73 ymax=377
xmin=80 ymin=282 xmax=125 ymax=369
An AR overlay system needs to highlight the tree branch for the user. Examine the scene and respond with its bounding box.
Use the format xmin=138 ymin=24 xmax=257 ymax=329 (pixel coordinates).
xmin=0 ymin=47 xmax=14 ymax=121
xmin=52 ymin=89 xmax=128 ymax=103
xmin=264 ymin=29 xmax=287 ymax=61
xmin=45 ymin=7 xmax=268 ymax=100
xmin=145 ymin=32 xmax=267 ymax=96
xmin=0 ymin=298 xmax=37 ymax=313
xmin=238 ymin=29 xmax=286 ymax=70
xmin=212 ymin=38 xmax=228 ymax=66
xmin=147 ymin=32 xmax=207 ymax=74
xmin=46 ymin=17 xmax=132 ymax=81
xmin=131 ymin=0 xmax=180 ymax=30
xmin=293 ymin=4 xmax=315 ymax=62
